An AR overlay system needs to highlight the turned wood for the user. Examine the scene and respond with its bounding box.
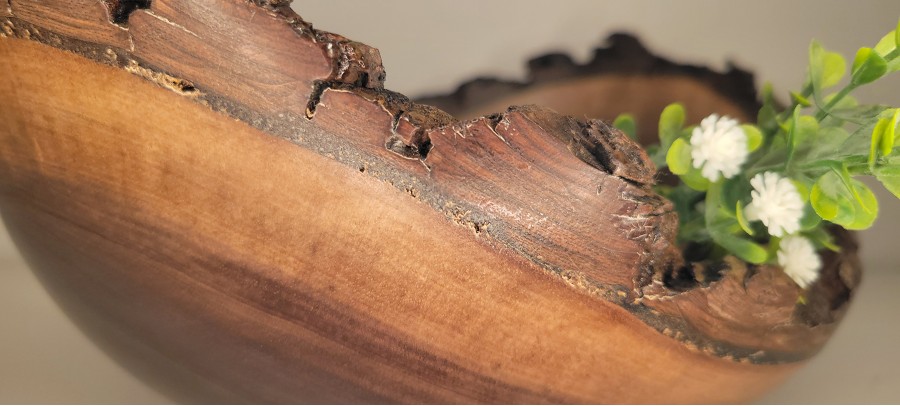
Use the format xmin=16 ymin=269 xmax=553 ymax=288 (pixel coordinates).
xmin=9 ymin=0 xmax=131 ymax=48
xmin=417 ymin=34 xmax=863 ymax=357
xmin=417 ymin=33 xmax=760 ymax=145
xmin=0 ymin=1 xmax=860 ymax=403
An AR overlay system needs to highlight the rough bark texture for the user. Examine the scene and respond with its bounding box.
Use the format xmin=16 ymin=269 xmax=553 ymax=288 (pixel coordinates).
xmin=416 ymin=33 xmax=863 ymax=362
xmin=419 ymin=34 xmax=861 ymax=359
xmin=0 ymin=0 xmax=860 ymax=403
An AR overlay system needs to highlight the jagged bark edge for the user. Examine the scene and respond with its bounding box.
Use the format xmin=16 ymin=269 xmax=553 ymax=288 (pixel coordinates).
xmin=0 ymin=2 xmax=856 ymax=363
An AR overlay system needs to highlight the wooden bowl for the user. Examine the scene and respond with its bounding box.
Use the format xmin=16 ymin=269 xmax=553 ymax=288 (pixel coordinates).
xmin=0 ymin=1 xmax=860 ymax=402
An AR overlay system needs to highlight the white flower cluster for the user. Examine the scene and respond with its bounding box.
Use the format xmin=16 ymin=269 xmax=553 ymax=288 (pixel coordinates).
xmin=777 ymin=235 xmax=822 ymax=289
xmin=690 ymin=114 xmax=749 ymax=182
xmin=744 ymin=172 xmax=804 ymax=237
xmin=745 ymin=172 xmax=820 ymax=288
xmin=690 ymin=114 xmax=822 ymax=289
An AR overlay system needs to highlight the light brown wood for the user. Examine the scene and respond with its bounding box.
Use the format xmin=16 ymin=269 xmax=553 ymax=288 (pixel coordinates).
xmin=9 ymin=0 xmax=131 ymax=49
xmin=0 ymin=38 xmax=800 ymax=403
xmin=0 ymin=1 xmax=860 ymax=402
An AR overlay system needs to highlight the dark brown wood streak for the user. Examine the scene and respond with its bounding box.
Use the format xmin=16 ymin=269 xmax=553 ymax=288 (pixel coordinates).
xmin=0 ymin=0 xmax=860 ymax=403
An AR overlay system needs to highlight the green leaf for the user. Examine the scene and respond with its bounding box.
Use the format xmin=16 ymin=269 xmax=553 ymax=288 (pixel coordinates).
xmin=811 ymin=171 xmax=855 ymax=225
xmin=766 ymin=236 xmax=783 ymax=258
xmin=823 ymin=97 xmax=890 ymax=127
xmin=851 ymin=47 xmax=888 ymax=85
xmin=807 ymin=227 xmax=841 ymax=252
xmin=791 ymin=179 xmax=811 ymax=203
xmin=825 ymin=92 xmax=859 ymax=110
xmin=712 ymin=232 xmax=769 ymax=264
xmin=735 ymin=201 xmax=755 ymax=236
xmin=659 ymin=103 xmax=686 ymax=147
xmin=702 ymin=182 xmax=767 ymax=264
xmin=808 ymin=42 xmax=824 ymax=96
xmin=875 ymin=165 xmax=900 ymax=199
xmin=721 ymin=177 xmax=750 ymax=215
xmin=812 ymin=42 xmax=846 ymax=89
xmin=799 ymin=205 xmax=822 ymax=231
xmin=806 ymin=126 xmax=851 ymax=161
xmin=786 ymin=116 xmax=821 ymax=164
xmin=896 ymin=18 xmax=900 ymax=48
xmin=785 ymin=106 xmax=802 ymax=169
xmin=704 ymin=181 xmax=723 ymax=226
xmin=822 ymin=52 xmax=847 ymax=88
xmin=886 ymin=150 xmax=900 ymax=165
xmin=791 ymin=91 xmax=812 ymax=107
xmin=845 ymin=180 xmax=878 ymax=230
xmin=888 ymin=19 xmax=900 ymax=48
xmin=666 ymin=138 xmax=692 ymax=175
xmin=794 ymin=115 xmax=819 ymax=146
xmin=758 ymin=83 xmax=779 ymax=134
xmin=819 ymin=93 xmax=860 ymax=128
xmin=842 ymin=116 xmax=887 ymax=159
xmin=873 ymin=27 xmax=900 ymax=73
xmin=810 ymin=171 xmax=879 ymax=230
xmin=680 ymin=167 xmax=710 ymax=191
xmin=875 ymin=30 xmax=897 ymax=57
xmin=613 ymin=113 xmax=638 ymax=141
xmin=742 ymin=124 xmax=763 ymax=152
xmin=870 ymin=117 xmax=889 ymax=168
xmin=881 ymin=109 xmax=899 ymax=156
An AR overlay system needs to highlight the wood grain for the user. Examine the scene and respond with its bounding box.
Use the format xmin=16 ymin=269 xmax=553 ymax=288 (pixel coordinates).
xmin=310 ymin=88 xmax=675 ymax=299
xmin=127 ymin=0 xmax=333 ymax=115
xmin=0 ymin=38 xmax=800 ymax=403
xmin=417 ymin=36 xmax=863 ymax=360
xmin=642 ymin=230 xmax=861 ymax=356
xmin=0 ymin=0 xmax=861 ymax=402
xmin=9 ymin=0 xmax=131 ymax=49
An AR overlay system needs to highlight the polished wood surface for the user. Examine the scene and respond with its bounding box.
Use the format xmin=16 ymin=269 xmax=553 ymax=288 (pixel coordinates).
xmin=0 ymin=38 xmax=799 ymax=403
xmin=0 ymin=0 xmax=860 ymax=402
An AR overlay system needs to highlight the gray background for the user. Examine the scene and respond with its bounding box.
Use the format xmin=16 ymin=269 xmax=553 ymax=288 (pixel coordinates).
xmin=1 ymin=1 xmax=898 ymax=403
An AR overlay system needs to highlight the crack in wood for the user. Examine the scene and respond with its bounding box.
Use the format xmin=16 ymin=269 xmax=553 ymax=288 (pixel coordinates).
xmin=102 ymin=0 xmax=151 ymax=25
xmin=140 ymin=9 xmax=199 ymax=38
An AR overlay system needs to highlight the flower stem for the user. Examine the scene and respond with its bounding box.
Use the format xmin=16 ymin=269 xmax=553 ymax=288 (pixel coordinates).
xmin=814 ymin=84 xmax=858 ymax=121
xmin=814 ymin=47 xmax=900 ymax=122
xmin=778 ymin=82 xmax=814 ymax=122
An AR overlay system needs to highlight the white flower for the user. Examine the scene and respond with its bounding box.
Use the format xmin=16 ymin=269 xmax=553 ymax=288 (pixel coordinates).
xmin=777 ymin=235 xmax=822 ymax=288
xmin=744 ymin=172 xmax=805 ymax=237
xmin=690 ymin=114 xmax=749 ymax=181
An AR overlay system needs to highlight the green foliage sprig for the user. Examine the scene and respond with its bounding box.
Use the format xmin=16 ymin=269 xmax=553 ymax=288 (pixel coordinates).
xmin=623 ymin=20 xmax=900 ymax=288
